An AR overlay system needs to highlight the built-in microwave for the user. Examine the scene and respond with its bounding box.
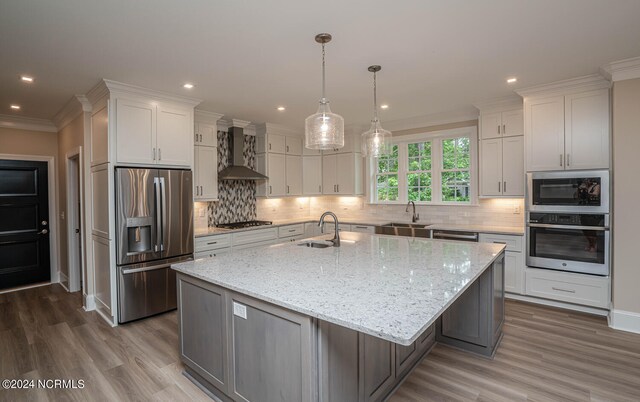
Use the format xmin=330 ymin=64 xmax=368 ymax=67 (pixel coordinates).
xmin=526 ymin=170 xmax=609 ymax=213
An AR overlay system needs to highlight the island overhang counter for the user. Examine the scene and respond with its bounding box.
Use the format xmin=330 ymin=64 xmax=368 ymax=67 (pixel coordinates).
xmin=172 ymin=232 xmax=506 ymax=402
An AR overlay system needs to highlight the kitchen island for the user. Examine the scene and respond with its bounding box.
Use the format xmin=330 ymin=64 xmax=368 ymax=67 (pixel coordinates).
xmin=172 ymin=232 xmax=506 ymax=402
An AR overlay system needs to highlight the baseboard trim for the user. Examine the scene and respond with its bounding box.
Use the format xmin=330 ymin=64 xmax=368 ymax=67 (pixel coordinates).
xmin=59 ymin=272 xmax=70 ymax=292
xmin=83 ymin=294 xmax=96 ymax=311
xmin=609 ymin=309 xmax=640 ymax=334
xmin=0 ymin=281 xmax=51 ymax=295
xmin=505 ymin=293 xmax=609 ymax=316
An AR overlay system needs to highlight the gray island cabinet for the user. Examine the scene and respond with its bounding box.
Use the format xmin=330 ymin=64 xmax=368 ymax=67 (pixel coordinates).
xmin=173 ymin=232 xmax=505 ymax=402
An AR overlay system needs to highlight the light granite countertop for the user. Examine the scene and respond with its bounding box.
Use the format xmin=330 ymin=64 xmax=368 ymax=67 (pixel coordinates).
xmin=195 ymin=217 xmax=524 ymax=237
xmin=173 ymin=232 xmax=505 ymax=345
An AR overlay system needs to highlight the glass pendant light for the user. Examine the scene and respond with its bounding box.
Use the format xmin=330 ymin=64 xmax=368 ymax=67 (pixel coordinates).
xmin=305 ymin=33 xmax=345 ymax=150
xmin=361 ymin=65 xmax=392 ymax=157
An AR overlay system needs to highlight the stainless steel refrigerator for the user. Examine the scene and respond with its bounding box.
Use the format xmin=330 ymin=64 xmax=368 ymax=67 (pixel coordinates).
xmin=115 ymin=167 xmax=193 ymax=323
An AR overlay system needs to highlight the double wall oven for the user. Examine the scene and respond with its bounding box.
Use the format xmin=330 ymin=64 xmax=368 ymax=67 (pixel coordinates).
xmin=526 ymin=170 xmax=610 ymax=276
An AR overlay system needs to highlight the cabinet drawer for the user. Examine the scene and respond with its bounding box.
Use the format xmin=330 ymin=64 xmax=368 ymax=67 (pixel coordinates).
xmin=278 ymin=224 xmax=305 ymax=238
xmin=525 ymin=268 xmax=609 ymax=308
xmin=195 ymin=249 xmax=230 ymax=259
xmin=322 ymin=223 xmax=351 ymax=233
xmin=195 ymin=234 xmax=232 ymax=252
xmin=479 ymin=233 xmax=523 ymax=252
xmin=232 ymin=228 xmax=278 ymax=246
xmin=349 ymin=224 xmax=375 ymax=234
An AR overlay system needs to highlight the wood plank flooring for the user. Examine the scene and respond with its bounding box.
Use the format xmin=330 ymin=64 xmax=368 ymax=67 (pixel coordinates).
xmin=1 ymin=284 xmax=639 ymax=401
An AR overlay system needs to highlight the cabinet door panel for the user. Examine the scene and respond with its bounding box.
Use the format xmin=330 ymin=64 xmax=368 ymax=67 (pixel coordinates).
xmin=268 ymin=134 xmax=286 ymax=154
xmin=229 ymin=296 xmax=310 ymax=402
xmin=179 ymin=279 xmax=228 ymax=390
xmin=322 ymin=155 xmax=337 ymax=194
xmin=285 ymin=137 xmax=303 ymax=155
xmin=564 ymin=89 xmax=609 ymax=170
xmin=303 ymin=156 xmax=322 ymax=195
xmin=318 ymin=321 xmax=359 ymax=402
xmin=361 ymin=333 xmax=395 ymax=401
xmin=197 ymin=123 xmax=217 ymax=147
xmin=525 ymin=96 xmax=565 ymax=171
xmin=157 ymin=106 xmax=192 ymax=167
xmin=502 ymin=109 xmax=524 ymax=137
xmin=480 ymin=139 xmax=503 ymax=196
xmin=195 ymin=146 xmax=218 ymax=200
xmin=267 ymin=153 xmax=286 ymax=196
xmin=116 ymin=98 xmax=155 ymax=165
xmin=504 ymin=251 xmax=524 ymax=294
xmin=440 ymin=277 xmax=488 ymax=347
xmin=480 ymin=112 xmax=502 ymax=139
xmin=285 ymin=155 xmax=302 ymax=196
xmin=336 ymin=153 xmax=355 ymax=194
xmin=501 ymin=136 xmax=524 ymax=196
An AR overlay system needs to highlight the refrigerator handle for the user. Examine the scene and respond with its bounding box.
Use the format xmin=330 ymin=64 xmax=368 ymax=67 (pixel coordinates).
xmin=154 ymin=177 xmax=162 ymax=252
xmin=160 ymin=177 xmax=167 ymax=252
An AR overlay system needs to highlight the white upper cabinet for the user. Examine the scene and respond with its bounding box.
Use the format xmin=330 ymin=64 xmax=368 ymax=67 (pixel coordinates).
xmin=194 ymin=145 xmax=218 ymax=200
xmin=520 ymin=75 xmax=610 ymax=171
xmin=480 ymin=109 xmax=523 ymax=139
xmin=195 ymin=122 xmax=217 ymax=147
xmin=480 ymin=138 xmax=503 ymax=196
xmin=502 ymin=136 xmax=524 ymax=196
xmin=323 ymin=153 xmax=363 ymax=195
xmin=285 ymin=136 xmax=303 ymax=155
xmin=303 ymin=155 xmax=322 ymax=195
xmin=524 ymin=96 xmax=565 ymax=171
xmin=564 ymin=89 xmax=610 ymax=170
xmin=285 ymin=155 xmax=302 ymax=195
xmin=267 ymin=153 xmax=286 ymax=196
xmin=115 ymin=98 xmax=194 ymax=167
xmin=323 ymin=134 xmax=361 ymax=154
xmin=115 ymin=98 xmax=156 ymax=165
xmin=157 ymin=105 xmax=192 ymax=167
xmin=267 ymin=134 xmax=286 ymax=154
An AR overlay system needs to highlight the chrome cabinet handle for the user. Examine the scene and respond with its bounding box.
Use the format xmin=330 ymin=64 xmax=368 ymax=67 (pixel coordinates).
xmin=497 ymin=125 xmax=500 ymax=134
xmin=566 ymin=154 xmax=570 ymax=166
xmin=337 ymin=184 xmax=339 ymax=193
xmin=319 ymin=185 xmax=321 ymax=193
xmin=498 ymin=181 xmax=501 ymax=193
xmin=269 ymin=185 xmax=272 ymax=195
xmin=560 ymin=154 xmax=563 ymax=167
xmin=269 ymin=143 xmax=272 ymax=150
xmin=200 ymin=134 xmax=202 ymax=142
xmin=153 ymin=148 xmax=156 ymax=160
xmin=552 ymin=287 xmax=576 ymax=294
xmin=158 ymin=148 xmax=162 ymax=160
xmin=207 ymin=241 xmax=217 ymax=245
xmin=287 ymin=185 xmax=290 ymax=194
xmin=503 ymin=124 xmax=506 ymax=134
xmin=286 ymin=145 xmax=289 ymax=152
xmin=504 ymin=181 xmax=507 ymax=193
xmin=195 ymin=133 xmax=198 ymax=142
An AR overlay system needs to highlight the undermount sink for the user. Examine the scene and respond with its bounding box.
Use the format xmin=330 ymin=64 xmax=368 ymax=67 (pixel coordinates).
xmin=376 ymin=223 xmax=432 ymax=238
xmin=387 ymin=222 xmax=429 ymax=229
xmin=297 ymin=240 xmax=332 ymax=249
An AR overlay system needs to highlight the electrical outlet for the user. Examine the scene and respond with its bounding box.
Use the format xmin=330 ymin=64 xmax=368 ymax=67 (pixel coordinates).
xmin=233 ymin=302 xmax=247 ymax=319
xmin=513 ymin=205 xmax=521 ymax=214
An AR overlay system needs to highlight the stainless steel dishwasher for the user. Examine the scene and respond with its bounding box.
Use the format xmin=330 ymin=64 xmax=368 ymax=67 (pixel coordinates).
xmin=432 ymin=230 xmax=479 ymax=242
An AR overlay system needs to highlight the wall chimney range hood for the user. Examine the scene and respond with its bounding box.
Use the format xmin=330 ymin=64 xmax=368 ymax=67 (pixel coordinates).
xmin=218 ymin=126 xmax=268 ymax=181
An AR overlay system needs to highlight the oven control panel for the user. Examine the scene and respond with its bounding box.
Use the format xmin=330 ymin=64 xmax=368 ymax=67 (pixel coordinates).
xmin=528 ymin=213 xmax=606 ymax=227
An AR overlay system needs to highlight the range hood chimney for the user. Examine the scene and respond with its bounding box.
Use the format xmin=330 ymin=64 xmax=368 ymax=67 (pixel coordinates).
xmin=218 ymin=126 xmax=268 ymax=181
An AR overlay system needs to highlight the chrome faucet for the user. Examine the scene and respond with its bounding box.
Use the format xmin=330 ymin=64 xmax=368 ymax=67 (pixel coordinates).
xmin=318 ymin=211 xmax=340 ymax=247
xmin=406 ymin=201 xmax=419 ymax=223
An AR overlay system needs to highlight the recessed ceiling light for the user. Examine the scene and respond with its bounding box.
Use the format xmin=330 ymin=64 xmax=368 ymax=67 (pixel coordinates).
xmin=10 ymin=105 xmax=21 ymax=110
xmin=507 ymin=77 xmax=517 ymax=84
xmin=277 ymin=106 xmax=286 ymax=111
xmin=183 ymin=83 xmax=194 ymax=89
xmin=380 ymin=104 xmax=389 ymax=109
xmin=21 ymin=76 xmax=34 ymax=83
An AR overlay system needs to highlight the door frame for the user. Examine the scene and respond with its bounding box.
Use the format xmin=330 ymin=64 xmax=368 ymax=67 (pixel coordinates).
xmin=65 ymin=147 xmax=85 ymax=292
xmin=0 ymin=153 xmax=60 ymax=288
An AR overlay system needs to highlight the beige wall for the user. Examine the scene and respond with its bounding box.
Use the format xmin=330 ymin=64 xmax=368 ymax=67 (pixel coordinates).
xmin=0 ymin=127 xmax=58 ymax=157
xmin=57 ymin=113 xmax=85 ymax=288
xmin=612 ymin=78 xmax=640 ymax=314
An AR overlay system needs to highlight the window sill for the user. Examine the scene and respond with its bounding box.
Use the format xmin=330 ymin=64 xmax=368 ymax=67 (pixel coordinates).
xmin=366 ymin=201 xmax=480 ymax=207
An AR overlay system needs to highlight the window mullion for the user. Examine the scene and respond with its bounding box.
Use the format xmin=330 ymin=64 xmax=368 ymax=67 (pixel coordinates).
xmin=398 ymin=144 xmax=407 ymax=203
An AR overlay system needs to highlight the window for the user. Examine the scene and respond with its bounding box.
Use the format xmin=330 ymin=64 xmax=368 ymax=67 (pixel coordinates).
xmin=407 ymin=142 xmax=432 ymax=201
xmin=441 ymin=137 xmax=470 ymax=202
xmin=375 ymin=144 xmax=399 ymax=201
xmin=368 ymin=126 xmax=477 ymax=205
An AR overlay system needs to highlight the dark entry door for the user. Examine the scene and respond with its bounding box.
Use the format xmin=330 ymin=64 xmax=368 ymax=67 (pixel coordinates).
xmin=0 ymin=160 xmax=50 ymax=290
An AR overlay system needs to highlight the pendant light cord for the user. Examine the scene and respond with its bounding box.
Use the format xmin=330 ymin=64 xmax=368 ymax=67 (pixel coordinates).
xmin=373 ymin=71 xmax=378 ymax=122
xmin=321 ymin=43 xmax=326 ymax=102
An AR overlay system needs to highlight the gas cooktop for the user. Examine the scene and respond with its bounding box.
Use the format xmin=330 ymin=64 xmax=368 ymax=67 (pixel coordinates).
xmin=216 ymin=220 xmax=273 ymax=229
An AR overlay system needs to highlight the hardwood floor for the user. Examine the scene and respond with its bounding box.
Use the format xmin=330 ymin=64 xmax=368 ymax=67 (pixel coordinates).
xmin=1 ymin=285 xmax=639 ymax=402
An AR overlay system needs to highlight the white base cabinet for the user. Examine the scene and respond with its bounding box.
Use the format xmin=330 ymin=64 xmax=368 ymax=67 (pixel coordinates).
xmin=479 ymin=233 xmax=524 ymax=294
xmin=525 ymin=268 xmax=609 ymax=309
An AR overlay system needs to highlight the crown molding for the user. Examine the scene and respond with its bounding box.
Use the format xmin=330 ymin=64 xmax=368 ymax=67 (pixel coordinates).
xmin=194 ymin=109 xmax=224 ymax=125
xmin=254 ymin=122 xmax=301 ymax=136
xmin=516 ymin=74 xmax=610 ymax=98
xmin=85 ymin=79 xmax=202 ymax=107
xmin=53 ymin=95 xmax=92 ymax=130
xmin=0 ymin=114 xmax=57 ymax=133
xmin=473 ymin=95 xmax=522 ymax=113
xmin=600 ymin=56 xmax=640 ymax=82
xmin=367 ymin=108 xmax=479 ymax=133
xmin=217 ymin=118 xmax=256 ymax=135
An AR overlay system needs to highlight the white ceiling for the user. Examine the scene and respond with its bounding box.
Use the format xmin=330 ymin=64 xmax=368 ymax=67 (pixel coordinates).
xmin=2 ymin=0 xmax=640 ymax=129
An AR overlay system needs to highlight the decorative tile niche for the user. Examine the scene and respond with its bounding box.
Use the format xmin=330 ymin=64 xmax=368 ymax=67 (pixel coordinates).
xmin=206 ymin=130 xmax=257 ymax=226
